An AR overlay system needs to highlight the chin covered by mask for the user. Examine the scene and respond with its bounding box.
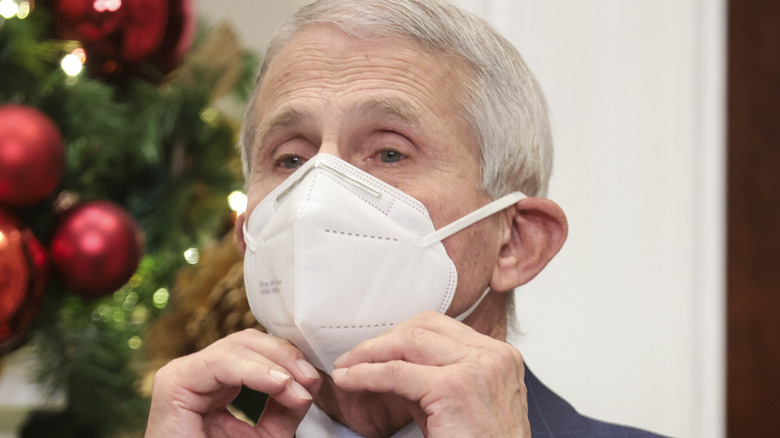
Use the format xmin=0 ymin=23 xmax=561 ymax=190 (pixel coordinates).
xmin=243 ymin=154 xmax=524 ymax=374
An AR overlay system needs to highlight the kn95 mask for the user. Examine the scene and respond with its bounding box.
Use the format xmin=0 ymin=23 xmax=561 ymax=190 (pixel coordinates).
xmin=243 ymin=153 xmax=525 ymax=373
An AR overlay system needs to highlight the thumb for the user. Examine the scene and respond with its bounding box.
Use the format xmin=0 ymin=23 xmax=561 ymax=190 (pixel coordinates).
xmin=404 ymin=399 xmax=429 ymax=437
xmin=254 ymin=397 xmax=312 ymax=437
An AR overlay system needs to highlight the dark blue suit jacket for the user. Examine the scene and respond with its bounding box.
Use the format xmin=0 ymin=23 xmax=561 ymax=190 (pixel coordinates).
xmin=526 ymin=367 xmax=668 ymax=437
xmin=238 ymin=366 xmax=669 ymax=437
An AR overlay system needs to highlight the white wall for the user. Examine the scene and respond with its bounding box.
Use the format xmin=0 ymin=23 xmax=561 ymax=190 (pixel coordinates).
xmin=199 ymin=1 xmax=727 ymax=437
xmin=195 ymin=1 xmax=313 ymax=51
xmin=448 ymin=1 xmax=726 ymax=437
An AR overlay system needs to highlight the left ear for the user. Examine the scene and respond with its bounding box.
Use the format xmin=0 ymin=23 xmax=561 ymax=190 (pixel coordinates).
xmin=490 ymin=197 xmax=568 ymax=292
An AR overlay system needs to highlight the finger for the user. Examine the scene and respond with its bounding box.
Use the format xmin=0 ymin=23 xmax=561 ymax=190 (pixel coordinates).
xmin=331 ymin=360 xmax=433 ymax=402
xmin=213 ymin=329 xmax=321 ymax=386
xmin=333 ymin=325 xmax=468 ymax=368
xmin=402 ymin=398 xmax=430 ymax=437
xmin=147 ymin=331 xmax=321 ymax=437
xmin=175 ymin=349 xmax=286 ymax=396
xmin=156 ymin=343 xmax=311 ymax=413
xmin=254 ymin=395 xmax=312 ymax=437
xmin=386 ymin=310 xmax=479 ymax=341
xmin=204 ymin=409 xmax=262 ymax=438
xmin=208 ymin=351 xmax=315 ymax=410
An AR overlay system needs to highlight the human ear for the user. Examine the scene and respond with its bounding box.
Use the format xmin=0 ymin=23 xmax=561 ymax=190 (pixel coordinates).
xmin=490 ymin=197 xmax=568 ymax=292
xmin=234 ymin=212 xmax=247 ymax=255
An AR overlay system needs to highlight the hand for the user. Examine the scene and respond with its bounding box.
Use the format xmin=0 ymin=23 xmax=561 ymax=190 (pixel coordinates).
xmin=145 ymin=329 xmax=322 ymax=438
xmin=331 ymin=311 xmax=530 ymax=438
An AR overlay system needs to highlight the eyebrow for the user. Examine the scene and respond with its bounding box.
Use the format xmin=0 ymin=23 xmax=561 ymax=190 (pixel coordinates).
xmin=350 ymin=98 xmax=421 ymax=126
xmin=253 ymin=97 xmax=422 ymax=151
xmin=254 ymin=107 xmax=306 ymax=150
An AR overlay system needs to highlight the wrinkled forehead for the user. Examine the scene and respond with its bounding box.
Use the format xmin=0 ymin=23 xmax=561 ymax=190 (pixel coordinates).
xmin=257 ymin=21 xmax=475 ymax=95
xmin=250 ymin=24 xmax=474 ymax=128
xmin=238 ymin=21 xmax=483 ymax=183
xmin=260 ymin=16 xmax=458 ymax=77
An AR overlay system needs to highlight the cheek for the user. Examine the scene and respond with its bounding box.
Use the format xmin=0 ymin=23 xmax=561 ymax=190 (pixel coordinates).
xmin=444 ymin=218 xmax=498 ymax=270
xmin=245 ymin=176 xmax=278 ymax=219
xmin=442 ymin=215 xmax=503 ymax=310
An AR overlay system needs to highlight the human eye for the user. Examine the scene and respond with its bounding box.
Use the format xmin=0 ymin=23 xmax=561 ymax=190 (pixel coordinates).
xmin=378 ymin=149 xmax=404 ymax=163
xmin=275 ymin=153 xmax=308 ymax=170
xmin=365 ymin=130 xmax=412 ymax=165
xmin=268 ymin=135 xmax=316 ymax=172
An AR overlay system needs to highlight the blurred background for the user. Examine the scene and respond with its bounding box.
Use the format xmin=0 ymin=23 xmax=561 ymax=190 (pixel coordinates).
xmin=1 ymin=1 xmax=777 ymax=437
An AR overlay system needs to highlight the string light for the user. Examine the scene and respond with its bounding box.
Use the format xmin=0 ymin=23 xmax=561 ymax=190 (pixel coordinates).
xmin=132 ymin=305 xmax=148 ymax=324
xmin=122 ymin=291 xmax=138 ymax=311
xmin=128 ymin=273 xmax=142 ymax=287
xmin=183 ymin=247 xmax=200 ymax=264
xmin=93 ymin=0 xmax=121 ymax=13
xmin=152 ymin=288 xmax=170 ymax=309
xmin=112 ymin=308 xmax=125 ymax=322
xmin=199 ymin=107 xmax=218 ymax=124
xmin=0 ymin=0 xmax=18 ymax=19
xmin=15 ymin=0 xmax=28 ymax=18
xmin=128 ymin=336 xmax=142 ymax=350
xmin=61 ymin=48 xmax=86 ymax=77
xmin=228 ymin=191 xmax=247 ymax=214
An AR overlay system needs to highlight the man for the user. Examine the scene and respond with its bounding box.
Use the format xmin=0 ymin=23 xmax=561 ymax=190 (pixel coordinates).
xmin=146 ymin=1 xmax=664 ymax=437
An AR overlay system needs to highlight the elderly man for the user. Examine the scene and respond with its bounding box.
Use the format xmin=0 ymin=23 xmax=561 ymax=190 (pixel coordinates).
xmin=147 ymin=1 xmax=664 ymax=437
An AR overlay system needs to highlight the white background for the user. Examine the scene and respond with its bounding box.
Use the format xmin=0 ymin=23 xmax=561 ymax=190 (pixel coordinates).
xmin=196 ymin=1 xmax=727 ymax=437
xmin=0 ymin=1 xmax=726 ymax=437
xmin=447 ymin=2 xmax=727 ymax=438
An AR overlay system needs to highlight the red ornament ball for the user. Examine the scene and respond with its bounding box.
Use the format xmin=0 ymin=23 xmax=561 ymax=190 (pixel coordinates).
xmin=0 ymin=209 xmax=48 ymax=354
xmin=0 ymin=105 xmax=66 ymax=208
xmin=52 ymin=0 xmax=197 ymax=78
xmin=50 ymin=201 xmax=143 ymax=297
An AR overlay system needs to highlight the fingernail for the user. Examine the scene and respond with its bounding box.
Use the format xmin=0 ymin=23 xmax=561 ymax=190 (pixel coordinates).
xmin=291 ymin=380 xmax=312 ymax=400
xmin=331 ymin=368 xmax=347 ymax=380
xmin=297 ymin=359 xmax=319 ymax=380
xmin=269 ymin=369 xmax=290 ymax=384
xmin=333 ymin=352 xmax=349 ymax=367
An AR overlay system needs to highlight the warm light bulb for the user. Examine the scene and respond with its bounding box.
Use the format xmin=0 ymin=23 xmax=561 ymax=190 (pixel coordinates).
xmin=72 ymin=47 xmax=87 ymax=63
xmin=128 ymin=336 xmax=142 ymax=350
xmin=228 ymin=191 xmax=248 ymax=214
xmin=183 ymin=247 xmax=200 ymax=265
xmin=0 ymin=0 xmax=19 ymax=19
xmin=93 ymin=0 xmax=121 ymax=13
xmin=199 ymin=107 xmax=218 ymax=124
xmin=15 ymin=0 xmax=29 ymax=18
xmin=61 ymin=53 xmax=84 ymax=77
xmin=152 ymin=288 xmax=170 ymax=309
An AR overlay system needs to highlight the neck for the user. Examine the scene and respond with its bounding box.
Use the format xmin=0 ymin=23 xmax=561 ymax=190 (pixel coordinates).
xmin=313 ymin=292 xmax=508 ymax=437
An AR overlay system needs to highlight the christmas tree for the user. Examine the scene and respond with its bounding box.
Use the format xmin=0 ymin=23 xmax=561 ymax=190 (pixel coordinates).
xmin=0 ymin=1 xmax=259 ymax=435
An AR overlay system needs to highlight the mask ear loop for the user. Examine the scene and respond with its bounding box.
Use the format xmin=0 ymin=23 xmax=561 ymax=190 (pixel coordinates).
xmin=416 ymin=191 xmax=526 ymax=247
xmin=454 ymin=287 xmax=492 ymax=322
xmin=243 ymin=219 xmax=257 ymax=252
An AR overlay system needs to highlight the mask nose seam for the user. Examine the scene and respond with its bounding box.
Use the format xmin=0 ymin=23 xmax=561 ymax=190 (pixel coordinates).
xmin=314 ymin=159 xmax=381 ymax=197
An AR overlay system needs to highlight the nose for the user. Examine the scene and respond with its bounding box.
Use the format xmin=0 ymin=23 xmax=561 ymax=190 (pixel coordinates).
xmin=314 ymin=140 xmax=347 ymax=164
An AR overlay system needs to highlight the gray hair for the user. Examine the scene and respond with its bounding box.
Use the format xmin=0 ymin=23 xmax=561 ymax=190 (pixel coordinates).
xmin=240 ymin=0 xmax=553 ymax=199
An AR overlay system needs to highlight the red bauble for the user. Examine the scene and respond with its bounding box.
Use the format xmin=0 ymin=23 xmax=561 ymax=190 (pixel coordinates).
xmin=0 ymin=105 xmax=66 ymax=208
xmin=50 ymin=201 xmax=143 ymax=297
xmin=52 ymin=0 xmax=197 ymax=79
xmin=0 ymin=209 xmax=48 ymax=354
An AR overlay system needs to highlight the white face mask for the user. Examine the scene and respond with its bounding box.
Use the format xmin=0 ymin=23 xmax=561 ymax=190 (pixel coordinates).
xmin=243 ymin=154 xmax=525 ymax=373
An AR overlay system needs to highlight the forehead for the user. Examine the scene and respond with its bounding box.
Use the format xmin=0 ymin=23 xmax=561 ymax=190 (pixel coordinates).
xmin=251 ymin=24 xmax=471 ymax=126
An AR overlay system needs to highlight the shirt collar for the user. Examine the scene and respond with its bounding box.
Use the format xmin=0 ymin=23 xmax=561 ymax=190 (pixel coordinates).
xmin=297 ymin=403 xmax=423 ymax=438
